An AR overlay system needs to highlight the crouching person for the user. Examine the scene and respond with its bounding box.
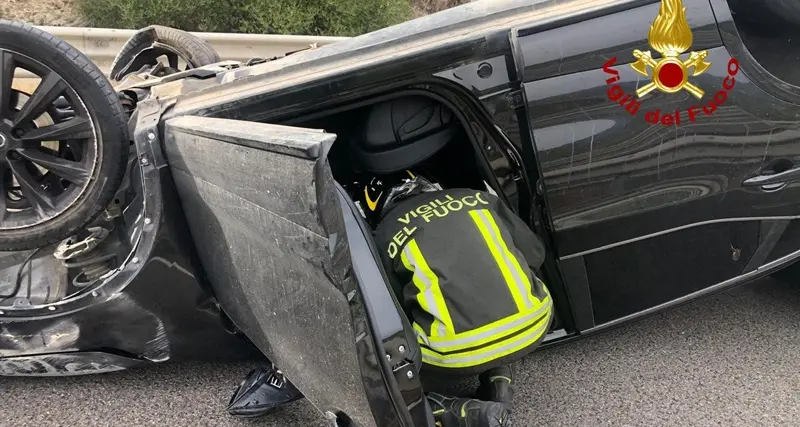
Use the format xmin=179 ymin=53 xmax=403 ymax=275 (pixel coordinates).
xmin=359 ymin=171 xmax=554 ymax=427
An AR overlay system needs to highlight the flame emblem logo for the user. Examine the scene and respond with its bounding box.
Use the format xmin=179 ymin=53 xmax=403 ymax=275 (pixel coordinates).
xmin=630 ymin=0 xmax=712 ymax=98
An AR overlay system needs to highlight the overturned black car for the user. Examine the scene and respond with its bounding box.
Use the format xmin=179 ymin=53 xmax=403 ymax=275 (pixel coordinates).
xmin=2 ymin=0 xmax=800 ymax=425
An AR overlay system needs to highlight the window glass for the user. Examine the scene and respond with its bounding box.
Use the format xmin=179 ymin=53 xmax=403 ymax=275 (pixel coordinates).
xmin=727 ymin=0 xmax=800 ymax=87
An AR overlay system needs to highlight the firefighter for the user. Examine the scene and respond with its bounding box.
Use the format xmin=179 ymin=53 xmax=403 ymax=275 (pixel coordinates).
xmin=353 ymin=171 xmax=553 ymax=427
xmin=349 ymin=96 xmax=553 ymax=426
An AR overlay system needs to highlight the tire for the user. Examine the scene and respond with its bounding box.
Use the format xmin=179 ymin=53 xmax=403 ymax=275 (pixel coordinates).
xmin=109 ymin=25 xmax=221 ymax=81
xmin=0 ymin=20 xmax=127 ymax=250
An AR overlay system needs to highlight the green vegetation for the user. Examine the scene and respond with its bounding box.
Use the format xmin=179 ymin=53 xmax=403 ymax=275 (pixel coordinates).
xmin=76 ymin=0 xmax=414 ymax=36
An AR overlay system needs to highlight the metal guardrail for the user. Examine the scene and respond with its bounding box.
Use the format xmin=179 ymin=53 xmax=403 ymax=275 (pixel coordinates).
xmin=14 ymin=26 xmax=348 ymax=91
xmin=39 ymin=26 xmax=349 ymax=73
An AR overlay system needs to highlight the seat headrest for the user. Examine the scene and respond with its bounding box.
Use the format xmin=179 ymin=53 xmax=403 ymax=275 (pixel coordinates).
xmin=354 ymin=96 xmax=456 ymax=174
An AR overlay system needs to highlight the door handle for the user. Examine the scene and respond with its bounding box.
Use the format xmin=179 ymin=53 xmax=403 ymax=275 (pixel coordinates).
xmin=742 ymin=164 xmax=800 ymax=188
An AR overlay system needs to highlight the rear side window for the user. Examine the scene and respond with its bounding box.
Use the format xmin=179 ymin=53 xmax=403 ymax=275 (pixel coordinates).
xmin=726 ymin=0 xmax=800 ymax=87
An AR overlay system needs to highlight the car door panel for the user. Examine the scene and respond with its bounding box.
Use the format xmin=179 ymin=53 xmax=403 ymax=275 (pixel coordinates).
xmin=708 ymin=0 xmax=800 ymax=272
xmin=522 ymin=45 xmax=800 ymax=253
xmin=335 ymin=185 xmax=433 ymax=427
xmin=583 ymin=220 xmax=759 ymax=323
xmin=513 ymin=0 xmax=800 ymax=327
xmin=163 ymin=116 xmax=425 ymax=427
xmin=514 ymin=0 xmax=721 ymax=82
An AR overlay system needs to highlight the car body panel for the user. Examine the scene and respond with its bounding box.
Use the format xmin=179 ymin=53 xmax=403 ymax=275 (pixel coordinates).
xmin=521 ymin=0 xmax=800 ymax=326
xmin=0 ymin=99 xmax=258 ymax=373
xmin=164 ymin=0 xmax=660 ymax=122
xmin=514 ymin=0 xmax=721 ymax=81
xmin=163 ymin=116 xmax=430 ymax=427
xmin=163 ymin=117 xmax=380 ymax=426
xmin=4 ymin=0 xmax=800 ymax=425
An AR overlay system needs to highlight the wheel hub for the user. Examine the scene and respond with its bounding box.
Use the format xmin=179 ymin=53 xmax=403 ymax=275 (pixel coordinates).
xmin=0 ymin=50 xmax=99 ymax=231
xmin=0 ymin=125 xmax=23 ymax=154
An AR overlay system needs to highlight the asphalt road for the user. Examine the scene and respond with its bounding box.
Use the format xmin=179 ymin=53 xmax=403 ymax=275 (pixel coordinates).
xmin=2 ymin=277 xmax=799 ymax=427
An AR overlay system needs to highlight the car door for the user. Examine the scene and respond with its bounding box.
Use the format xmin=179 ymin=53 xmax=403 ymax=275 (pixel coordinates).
xmin=511 ymin=0 xmax=800 ymax=330
xmin=162 ymin=116 xmax=431 ymax=427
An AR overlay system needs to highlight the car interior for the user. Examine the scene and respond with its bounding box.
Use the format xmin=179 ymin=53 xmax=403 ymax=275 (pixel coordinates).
xmin=286 ymin=94 xmax=565 ymax=333
xmin=298 ymin=96 xmax=489 ymax=208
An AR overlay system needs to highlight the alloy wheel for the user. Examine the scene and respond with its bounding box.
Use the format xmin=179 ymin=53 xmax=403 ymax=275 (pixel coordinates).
xmin=0 ymin=48 xmax=98 ymax=230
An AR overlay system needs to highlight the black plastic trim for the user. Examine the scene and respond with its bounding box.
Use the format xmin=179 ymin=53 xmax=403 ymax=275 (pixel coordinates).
xmin=334 ymin=182 xmax=429 ymax=427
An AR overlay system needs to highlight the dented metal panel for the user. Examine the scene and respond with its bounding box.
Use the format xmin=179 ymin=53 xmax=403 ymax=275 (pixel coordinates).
xmin=0 ymin=352 xmax=142 ymax=376
xmin=163 ymin=117 xmax=378 ymax=426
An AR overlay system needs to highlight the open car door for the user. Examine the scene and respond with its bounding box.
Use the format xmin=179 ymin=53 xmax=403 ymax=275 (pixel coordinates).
xmin=163 ymin=117 xmax=432 ymax=427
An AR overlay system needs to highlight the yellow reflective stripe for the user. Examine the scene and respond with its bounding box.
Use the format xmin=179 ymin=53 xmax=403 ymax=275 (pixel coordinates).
xmin=401 ymin=248 xmax=435 ymax=335
xmin=413 ymin=322 xmax=431 ymax=346
xmin=421 ymin=315 xmax=551 ymax=369
xmin=469 ymin=209 xmax=531 ymax=311
xmin=421 ymin=310 xmax=552 ymax=369
xmin=533 ymin=277 xmax=548 ymax=305
xmin=424 ymin=281 xmax=550 ymax=345
xmin=400 ymin=240 xmax=454 ymax=337
xmin=424 ymin=296 xmax=551 ymax=352
xmin=482 ymin=209 xmax=538 ymax=307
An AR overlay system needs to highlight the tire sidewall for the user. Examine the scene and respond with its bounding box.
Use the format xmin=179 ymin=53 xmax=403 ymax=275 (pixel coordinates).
xmin=0 ymin=21 xmax=127 ymax=249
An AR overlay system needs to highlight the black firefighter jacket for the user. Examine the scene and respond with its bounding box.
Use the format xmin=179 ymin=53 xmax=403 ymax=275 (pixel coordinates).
xmin=375 ymin=189 xmax=553 ymax=374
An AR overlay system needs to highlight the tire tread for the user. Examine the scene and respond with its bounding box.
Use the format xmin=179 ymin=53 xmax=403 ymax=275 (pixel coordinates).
xmin=109 ymin=25 xmax=220 ymax=81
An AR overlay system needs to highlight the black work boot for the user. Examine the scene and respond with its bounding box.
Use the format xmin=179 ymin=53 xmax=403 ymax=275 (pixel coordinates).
xmin=227 ymin=365 xmax=304 ymax=418
xmin=475 ymin=366 xmax=513 ymax=410
xmin=427 ymin=392 xmax=513 ymax=427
